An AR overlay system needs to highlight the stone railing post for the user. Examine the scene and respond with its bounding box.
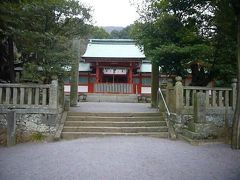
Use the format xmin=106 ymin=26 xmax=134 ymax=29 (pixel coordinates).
xmin=64 ymin=97 xmax=70 ymax=111
xmin=194 ymin=92 xmax=206 ymax=123
xmin=166 ymin=79 xmax=173 ymax=105
xmin=49 ymin=78 xmax=58 ymax=109
xmin=174 ymin=76 xmax=183 ymax=114
xmin=186 ymin=91 xmax=213 ymax=140
xmin=231 ymin=78 xmax=237 ymax=110
xmin=7 ymin=110 xmax=16 ymax=147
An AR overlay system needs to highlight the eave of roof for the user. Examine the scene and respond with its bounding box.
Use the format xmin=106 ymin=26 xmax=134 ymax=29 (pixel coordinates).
xmin=82 ymin=39 xmax=145 ymax=59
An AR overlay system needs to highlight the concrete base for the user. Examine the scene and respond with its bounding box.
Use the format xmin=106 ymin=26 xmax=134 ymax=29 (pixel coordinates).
xmin=178 ymin=134 xmax=225 ymax=146
xmin=182 ymin=126 xmax=223 ymax=141
xmin=86 ymin=93 xmax=138 ymax=103
xmin=182 ymin=129 xmax=207 ymax=139
xmin=188 ymin=122 xmax=215 ymax=133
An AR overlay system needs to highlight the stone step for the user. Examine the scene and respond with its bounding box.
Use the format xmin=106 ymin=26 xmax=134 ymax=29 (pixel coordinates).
xmin=86 ymin=93 xmax=138 ymax=103
xmin=62 ymin=126 xmax=168 ymax=133
xmin=66 ymin=116 xmax=164 ymax=122
xmin=67 ymin=112 xmax=162 ymax=117
xmin=182 ymin=129 xmax=203 ymax=140
xmin=178 ymin=134 xmax=225 ymax=146
xmin=61 ymin=132 xmax=169 ymax=139
xmin=64 ymin=121 xmax=167 ymax=127
xmin=61 ymin=111 xmax=168 ymax=140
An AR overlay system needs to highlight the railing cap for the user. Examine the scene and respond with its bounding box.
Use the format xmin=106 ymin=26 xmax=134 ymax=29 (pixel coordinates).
xmin=232 ymin=78 xmax=237 ymax=83
xmin=175 ymin=76 xmax=182 ymax=82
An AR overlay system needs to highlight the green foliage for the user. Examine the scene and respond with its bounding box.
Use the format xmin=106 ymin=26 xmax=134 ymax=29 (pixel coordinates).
xmin=132 ymin=0 xmax=237 ymax=85
xmin=0 ymin=0 xmax=92 ymax=83
xmin=211 ymin=0 xmax=237 ymax=85
xmin=87 ymin=25 xmax=134 ymax=40
xmin=31 ymin=132 xmax=46 ymax=142
xmin=21 ymin=63 xmax=42 ymax=82
xmin=110 ymin=25 xmax=134 ymax=39
xmin=89 ymin=26 xmax=110 ymax=39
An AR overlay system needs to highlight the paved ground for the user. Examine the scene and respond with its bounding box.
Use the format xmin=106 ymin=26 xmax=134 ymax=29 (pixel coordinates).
xmin=0 ymin=137 xmax=240 ymax=180
xmin=70 ymin=102 xmax=158 ymax=113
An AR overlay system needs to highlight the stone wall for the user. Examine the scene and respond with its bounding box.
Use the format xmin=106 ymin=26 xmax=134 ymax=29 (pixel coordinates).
xmin=166 ymin=101 xmax=234 ymax=140
xmin=0 ymin=112 xmax=61 ymax=135
xmin=0 ymin=80 xmax=64 ymax=145
xmin=163 ymin=77 xmax=236 ymax=141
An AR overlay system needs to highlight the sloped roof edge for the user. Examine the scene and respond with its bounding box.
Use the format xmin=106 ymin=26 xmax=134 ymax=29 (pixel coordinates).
xmin=82 ymin=39 xmax=145 ymax=59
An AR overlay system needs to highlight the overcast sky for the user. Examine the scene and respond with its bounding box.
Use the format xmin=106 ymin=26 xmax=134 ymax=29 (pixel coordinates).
xmin=81 ymin=0 xmax=139 ymax=27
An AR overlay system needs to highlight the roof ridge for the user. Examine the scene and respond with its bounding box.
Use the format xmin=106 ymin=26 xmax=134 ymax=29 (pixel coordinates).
xmin=90 ymin=39 xmax=136 ymax=45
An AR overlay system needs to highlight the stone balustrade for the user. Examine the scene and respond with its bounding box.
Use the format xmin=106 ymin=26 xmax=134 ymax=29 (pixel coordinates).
xmin=165 ymin=77 xmax=237 ymax=114
xmin=0 ymin=80 xmax=58 ymax=111
xmin=183 ymin=86 xmax=233 ymax=108
xmin=162 ymin=77 xmax=237 ymax=141
xmin=0 ymin=80 xmax=61 ymax=146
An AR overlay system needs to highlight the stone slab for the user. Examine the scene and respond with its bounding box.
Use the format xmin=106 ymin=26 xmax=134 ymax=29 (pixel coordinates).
xmin=188 ymin=122 xmax=215 ymax=133
xmin=194 ymin=92 xmax=206 ymax=123
xmin=7 ymin=111 xmax=16 ymax=147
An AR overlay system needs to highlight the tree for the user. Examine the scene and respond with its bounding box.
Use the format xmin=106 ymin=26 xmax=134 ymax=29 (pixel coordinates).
xmin=131 ymin=0 xmax=216 ymax=106
xmin=132 ymin=0 xmax=240 ymax=147
xmin=151 ymin=61 xmax=159 ymax=107
xmin=0 ymin=0 xmax=92 ymax=83
xmin=212 ymin=0 xmax=237 ymax=86
xmin=109 ymin=25 xmax=134 ymax=39
xmin=89 ymin=26 xmax=110 ymax=39
xmin=132 ymin=0 xmax=239 ymax=86
xmin=132 ymin=0 xmax=215 ymax=81
xmin=230 ymin=0 xmax=240 ymax=149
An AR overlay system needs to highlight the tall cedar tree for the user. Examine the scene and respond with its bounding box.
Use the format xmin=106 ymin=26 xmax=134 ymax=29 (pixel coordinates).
xmin=231 ymin=0 xmax=240 ymax=149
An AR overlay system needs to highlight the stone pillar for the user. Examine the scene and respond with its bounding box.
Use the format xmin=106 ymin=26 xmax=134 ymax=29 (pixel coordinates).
xmin=70 ymin=38 xmax=80 ymax=107
xmin=166 ymin=79 xmax=173 ymax=106
xmin=184 ymin=91 xmax=215 ymax=140
xmin=49 ymin=78 xmax=58 ymax=109
xmin=7 ymin=110 xmax=16 ymax=147
xmin=64 ymin=97 xmax=70 ymax=111
xmin=194 ymin=92 xmax=206 ymax=123
xmin=15 ymin=72 xmax=20 ymax=83
xmin=232 ymin=78 xmax=237 ymax=110
xmin=174 ymin=76 xmax=183 ymax=114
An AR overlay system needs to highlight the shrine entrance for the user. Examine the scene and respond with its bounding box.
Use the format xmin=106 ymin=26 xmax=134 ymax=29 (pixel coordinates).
xmin=103 ymin=75 xmax=128 ymax=83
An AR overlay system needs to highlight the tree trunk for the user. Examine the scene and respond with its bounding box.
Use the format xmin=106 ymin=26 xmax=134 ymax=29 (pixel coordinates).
xmin=232 ymin=13 xmax=240 ymax=149
xmin=151 ymin=62 xmax=159 ymax=108
xmin=8 ymin=37 xmax=15 ymax=83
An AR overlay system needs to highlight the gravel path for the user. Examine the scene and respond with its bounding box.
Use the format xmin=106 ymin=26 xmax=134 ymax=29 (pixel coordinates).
xmin=0 ymin=137 xmax=240 ymax=180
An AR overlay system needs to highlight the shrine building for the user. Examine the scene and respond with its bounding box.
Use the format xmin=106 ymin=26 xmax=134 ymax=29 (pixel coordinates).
xmin=64 ymin=39 xmax=154 ymax=95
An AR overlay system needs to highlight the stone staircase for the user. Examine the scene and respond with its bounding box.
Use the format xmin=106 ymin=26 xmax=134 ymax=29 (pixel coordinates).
xmin=85 ymin=93 xmax=139 ymax=103
xmin=61 ymin=112 xmax=169 ymax=139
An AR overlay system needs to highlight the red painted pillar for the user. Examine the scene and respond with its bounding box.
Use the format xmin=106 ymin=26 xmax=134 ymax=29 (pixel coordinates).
xmin=139 ymin=73 xmax=142 ymax=94
xmin=128 ymin=64 xmax=133 ymax=84
xmin=99 ymin=68 xmax=102 ymax=83
xmin=96 ymin=64 xmax=100 ymax=83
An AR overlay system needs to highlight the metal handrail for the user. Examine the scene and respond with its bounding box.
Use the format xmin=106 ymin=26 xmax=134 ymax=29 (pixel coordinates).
xmin=158 ymin=88 xmax=170 ymax=116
